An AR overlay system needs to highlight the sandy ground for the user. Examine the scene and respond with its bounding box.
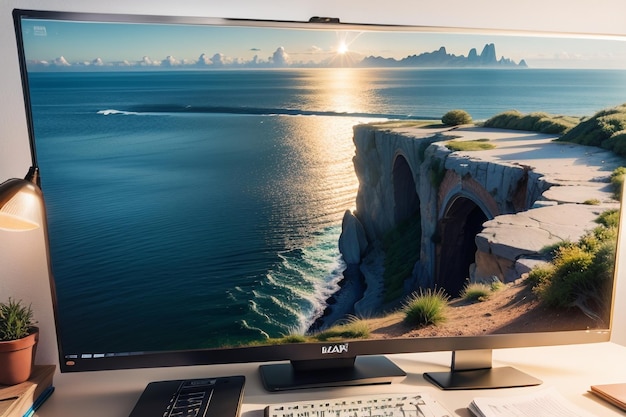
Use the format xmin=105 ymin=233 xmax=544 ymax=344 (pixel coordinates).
xmin=366 ymin=279 xmax=603 ymax=339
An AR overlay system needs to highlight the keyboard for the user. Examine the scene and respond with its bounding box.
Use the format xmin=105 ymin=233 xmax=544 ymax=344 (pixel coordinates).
xmin=265 ymin=392 xmax=453 ymax=417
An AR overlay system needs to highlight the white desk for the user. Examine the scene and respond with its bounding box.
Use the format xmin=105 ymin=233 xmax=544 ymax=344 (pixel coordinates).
xmin=35 ymin=342 xmax=626 ymax=417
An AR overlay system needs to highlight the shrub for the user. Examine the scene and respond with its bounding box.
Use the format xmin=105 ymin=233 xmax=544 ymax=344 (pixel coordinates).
xmin=442 ymin=109 xmax=472 ymax=126
xmin=537 ymin=245 xmax=594 ymax=307
xmin=583 ymin=198 xmax=600 ymax=205
xmin=484 ymin=110 xmax=578 ymax=134
xmin=558 ymin=104 xmax=626 ymax=157
xmin=526 ymin=264 xmax=555 ymax=288
xmin=596 ymin=208 xmax=620 ymax=228
xmin=530 ymin=211 xmax=617 ymax=322
xmin=461 ymin=282 xmax=493 ymax=302
xmin=403 ymin=288 xmax=449 ymax=327
xmin=610 ymin=167 xmax=626 ymax=200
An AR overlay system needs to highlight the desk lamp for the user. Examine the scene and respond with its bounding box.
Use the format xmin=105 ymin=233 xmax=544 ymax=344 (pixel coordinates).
xmin=0 ymin=167 xmax=43 ymax=232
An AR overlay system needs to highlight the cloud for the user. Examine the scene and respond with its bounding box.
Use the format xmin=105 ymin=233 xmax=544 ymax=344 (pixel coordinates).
xmin=211 ymin=53 xmax=227 ymax=66
xmin=250 ymin=48 xmax=261 ymax=52
xmin=140 ymin=56 xmax=154 ymax=66
xmin=92 ymin=58 xmax=104 ymax=66
xmin=162 ymin=55 xmax=179 ymax=66
xmin=54 ymin=56 xmax=70 ymax=66
xmin=197 ymin=53 xmax=212 ymax=66
xmin=271 ymin=46 xmax=289 ymax=66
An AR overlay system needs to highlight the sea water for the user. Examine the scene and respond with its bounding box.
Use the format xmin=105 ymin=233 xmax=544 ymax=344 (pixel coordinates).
xmin=28 ymin=68 xmax=626 ymax=353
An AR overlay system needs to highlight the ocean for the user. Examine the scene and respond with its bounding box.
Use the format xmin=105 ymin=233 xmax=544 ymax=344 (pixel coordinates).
xmin=28 ymin=68 xmax=626 ymax=354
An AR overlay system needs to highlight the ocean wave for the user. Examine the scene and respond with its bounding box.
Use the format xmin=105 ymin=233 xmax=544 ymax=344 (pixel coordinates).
xmin=99 ymin=104 xmax=435 ymax=120
xmin=97 ymin=109 xmax=141 ymax=116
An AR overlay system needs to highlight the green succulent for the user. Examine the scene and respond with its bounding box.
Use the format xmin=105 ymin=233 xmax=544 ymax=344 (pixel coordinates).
xmin=0 ymin=298 xmax=36 ymax=341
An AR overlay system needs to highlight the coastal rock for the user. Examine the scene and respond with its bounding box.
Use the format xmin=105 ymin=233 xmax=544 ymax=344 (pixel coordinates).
xmin=473 ymin=204 xmax=605 ymax=282
xmin=350 ymin=124 xmax=622 ymax=301
xmin=338 ymin=210 xmax=369 ymax=265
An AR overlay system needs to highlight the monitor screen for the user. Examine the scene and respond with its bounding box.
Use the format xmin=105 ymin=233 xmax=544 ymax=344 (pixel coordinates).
xmin=13 ymin=9 xmax=625 ymax=390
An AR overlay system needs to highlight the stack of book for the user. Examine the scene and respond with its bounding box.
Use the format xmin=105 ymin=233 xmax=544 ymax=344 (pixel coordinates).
xmin=0 ymin=365 xmax=55 ymax=417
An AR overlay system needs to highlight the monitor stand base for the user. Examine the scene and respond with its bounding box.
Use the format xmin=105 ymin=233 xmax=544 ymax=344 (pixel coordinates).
xmin=259 ymin=355 xmax=406 ymax=391
xmin=424 ymin=349 xmax=542 ymax=390
xmin=424 ymin=366 xmax=542 ymax=390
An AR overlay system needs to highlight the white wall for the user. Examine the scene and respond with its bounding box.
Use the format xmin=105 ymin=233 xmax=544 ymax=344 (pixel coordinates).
xmin=1 ymin=0 xmax=626 ymax=367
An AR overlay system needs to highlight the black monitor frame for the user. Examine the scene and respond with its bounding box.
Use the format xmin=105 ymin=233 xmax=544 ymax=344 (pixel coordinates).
xmin=12 ymin=8 xmax=620 ymax=391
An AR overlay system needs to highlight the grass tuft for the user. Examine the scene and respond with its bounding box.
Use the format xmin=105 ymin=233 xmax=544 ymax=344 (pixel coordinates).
xmin=461 ymin=282 xmax=494 ymax=302
xmin=403 ymin=288 xmax=449 ymax=327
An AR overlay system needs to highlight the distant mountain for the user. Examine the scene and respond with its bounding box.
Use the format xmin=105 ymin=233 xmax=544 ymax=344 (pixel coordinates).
xmin=359 ymin=43 xmax=528 ymax=68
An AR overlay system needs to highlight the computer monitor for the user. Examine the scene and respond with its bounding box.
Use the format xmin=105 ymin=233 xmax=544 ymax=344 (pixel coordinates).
xmin=12 ymin=8 xmax=625 ymax=390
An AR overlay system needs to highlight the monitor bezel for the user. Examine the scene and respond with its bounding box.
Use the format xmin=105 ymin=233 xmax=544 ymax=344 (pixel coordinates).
xmin=12 ymin=8 xmax=619 ymax=375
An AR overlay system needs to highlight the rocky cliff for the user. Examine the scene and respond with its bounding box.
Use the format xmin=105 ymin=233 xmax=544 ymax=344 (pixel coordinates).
xmin=339 ymin=123 xmax=622 ymax=312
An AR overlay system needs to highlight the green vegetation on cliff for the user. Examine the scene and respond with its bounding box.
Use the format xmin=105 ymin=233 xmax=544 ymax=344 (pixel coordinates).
xmin=557 ymin=104 xmax=626 ymax=158
xmin=483 ymin=110 xmax=579 ymax=134
xmin=528 ymin=209 xmax=618 ymax=323
xmin=482 ymin=104 xmax=626 ymax=158
xmin=382 ymin=211 xmax=422 ymax=302
xmin=442 ymin=109 xmax=472 ymax=126
xmin=446 ymin=138 xmax=495 ymax=151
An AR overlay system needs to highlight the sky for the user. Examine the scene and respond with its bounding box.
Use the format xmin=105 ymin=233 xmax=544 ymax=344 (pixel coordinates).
xmin=19 ymin=17 xmax=626 ymax=70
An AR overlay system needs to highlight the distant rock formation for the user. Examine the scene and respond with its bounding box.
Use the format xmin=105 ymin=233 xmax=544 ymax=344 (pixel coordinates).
xmin=359 ymin=43 xmax=527 ymax=68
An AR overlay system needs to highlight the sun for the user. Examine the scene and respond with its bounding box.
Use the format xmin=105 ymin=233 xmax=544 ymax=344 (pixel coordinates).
xmin=337 ymin=41 xmax=349 ymax=55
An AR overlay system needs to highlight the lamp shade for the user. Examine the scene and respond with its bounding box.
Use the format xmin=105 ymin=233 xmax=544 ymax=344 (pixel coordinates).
xmin=0 ymin=173 xmax=44 ymax=232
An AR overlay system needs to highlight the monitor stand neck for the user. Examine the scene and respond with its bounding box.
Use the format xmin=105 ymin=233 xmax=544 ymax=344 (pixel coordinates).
xmin=424 ymin=349 xmax=542 ymax=390
xmin=259 ymin=355 xmax=406 ymax=391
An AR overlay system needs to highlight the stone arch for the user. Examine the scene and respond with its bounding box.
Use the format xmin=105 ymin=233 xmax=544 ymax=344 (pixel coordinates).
xmin=436 ymin=194 xmax=489 ymax=297
xmin=392 ymin=154 xmax=420 ymax=224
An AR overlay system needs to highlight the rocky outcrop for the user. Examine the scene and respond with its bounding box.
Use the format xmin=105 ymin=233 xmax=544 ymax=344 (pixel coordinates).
xmin=473 ymin=204 xmax=608 ymax=282
xmin=344 ymin=123 xmax=623 ymax=305
xmin=338 ymin=210 xmax=369 ymax=265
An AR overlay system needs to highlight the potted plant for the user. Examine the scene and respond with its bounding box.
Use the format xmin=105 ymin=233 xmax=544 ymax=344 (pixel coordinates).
xmin=0 ymin=298 xmax=38 ymax=385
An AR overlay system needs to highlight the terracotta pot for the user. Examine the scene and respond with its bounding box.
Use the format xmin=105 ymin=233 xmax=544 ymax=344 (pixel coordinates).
xmin=0 ymin=328 xmax=39 ymax=385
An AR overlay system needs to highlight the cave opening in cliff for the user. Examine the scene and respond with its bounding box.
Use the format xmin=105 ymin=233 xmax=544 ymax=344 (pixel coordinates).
xmin=437 ymin=196 xmax=488 ymax=297
xmin=392 ymin=154 xmax=420 ymax=224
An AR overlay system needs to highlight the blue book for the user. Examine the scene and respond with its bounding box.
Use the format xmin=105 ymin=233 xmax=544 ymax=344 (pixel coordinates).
xmin=21 ymin=386 xmax=54 ymax=417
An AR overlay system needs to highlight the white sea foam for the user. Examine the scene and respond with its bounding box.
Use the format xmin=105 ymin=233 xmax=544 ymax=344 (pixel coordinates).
xmin=97 ymin=109 xmax=140 ymax=116
xmin=239 ymin=320 xmax=270 ymax=339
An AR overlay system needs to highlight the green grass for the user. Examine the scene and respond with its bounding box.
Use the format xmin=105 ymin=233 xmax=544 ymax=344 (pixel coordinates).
xmin=446 ymin=139 xmax=495 ymax=152
xmin=484 ymin=110 xmax=579 ymax=134
xmin=314 ymin=318 xmax=371 ymax=341
xmin=260 ymin=317 xmax=371 ymax=345
xmin=557 ymin=104 xmax=626 ymax=157
xmin=403 ymin=288 xmax=449 ymax=327
xmin=461 ymin=282 xmax=495 ymax=302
